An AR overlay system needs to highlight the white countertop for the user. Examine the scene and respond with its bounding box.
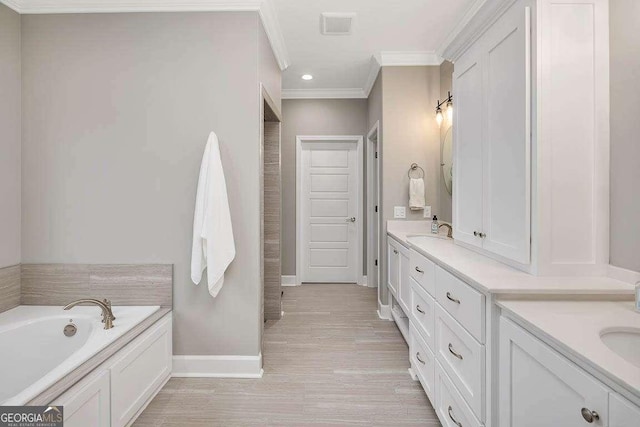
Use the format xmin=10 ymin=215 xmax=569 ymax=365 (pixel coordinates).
xmin=404 ymin=234 xmax=634 ymax=296
xmin=499 ymin=299 xmax=640 ymax=401
xmin=387 ymin=220 xmax=450 ymax=247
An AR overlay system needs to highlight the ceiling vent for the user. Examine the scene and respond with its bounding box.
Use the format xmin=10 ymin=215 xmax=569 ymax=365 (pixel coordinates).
xmin=321 ymin=13 xmax=355 ymax=35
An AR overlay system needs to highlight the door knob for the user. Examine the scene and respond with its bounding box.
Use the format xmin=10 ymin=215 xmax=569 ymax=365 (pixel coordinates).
xmin=346 ymin=217 xmax=356 ymax=222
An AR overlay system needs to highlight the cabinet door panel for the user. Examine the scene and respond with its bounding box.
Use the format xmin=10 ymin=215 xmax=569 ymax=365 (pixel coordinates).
xmin=610 ymin=393 xmax=640 ymax=427
xmin=482 ymin=0 xmax=531 ymax=264
xmin=453 ymin=50 xmax=484 ymax=248
xmin=499 ymin=317 xmax=608 ymax=427
xmin=398 ymin=248 xmax=411 ymax=314
xmin=387 ymin=240 xmax=399 ymax=297
xmin=51 ymin=369 xmax=110 ymax=427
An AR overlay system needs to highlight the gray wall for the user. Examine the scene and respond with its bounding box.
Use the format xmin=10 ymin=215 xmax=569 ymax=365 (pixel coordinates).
xmin=438 ymin=61 xmax=454 ymax=223
xmin=610 ymin=0 xmax=640 ymax=273
xmin=20 ymin=12 xmax=280 ymax=356
xmin=281 ymin=99 xmax=368 ymax=276
xmin=0 ymin=4 xmax=21 ymax=269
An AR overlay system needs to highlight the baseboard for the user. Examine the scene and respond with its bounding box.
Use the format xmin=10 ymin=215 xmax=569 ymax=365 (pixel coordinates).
xmin=281 ymin=275 xmax=299 ymax=287
xmin=360 ymin=275 xmax=368 ymax=287
xmin=172 ymin=354 xmax=264 ymax=378
xmin=377 ymin=302 xmax=393 ymax=321
xmin=608 ymin=264 xmax=640 ymax=284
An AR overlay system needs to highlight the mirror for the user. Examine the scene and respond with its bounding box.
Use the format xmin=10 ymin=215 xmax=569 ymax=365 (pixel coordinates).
xmin=441 ymin=126 xmax=453 ymax=195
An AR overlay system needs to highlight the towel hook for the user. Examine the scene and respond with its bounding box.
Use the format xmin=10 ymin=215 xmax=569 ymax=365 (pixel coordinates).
xmin=408 ymin=163 xmax=425 ymax=179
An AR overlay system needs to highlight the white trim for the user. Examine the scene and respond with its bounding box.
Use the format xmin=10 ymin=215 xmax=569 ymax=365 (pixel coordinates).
xmin=296 ymin=135 xmax=364 ymax=285
xmin=1 ymin=0 xmax=290 ymax=71
xmin=363 ymin=56 xmax=381 ymax=98
xmin=377 ymin=302 xmax=392 ymax=321
xmin=281 ymin=275 xmax=299 ymax=286
xmin=608 ymin=264 xmax=640 ymax=285
xmin=366 ymin=121 xmax=381 ymax=291
xmin=360 ymin=275 xmax=368 ymax=287
xmin=282 ymin=88 xmax=367 ymax=99
xmin=172 ymin=354 xmax=264 ymax=378
xmin=378 ymin=50 xmax=444 ymax=66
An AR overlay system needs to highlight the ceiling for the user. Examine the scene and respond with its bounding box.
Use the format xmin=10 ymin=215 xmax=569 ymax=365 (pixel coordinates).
xmin=273 ymin=0 xmax=476 ymax=98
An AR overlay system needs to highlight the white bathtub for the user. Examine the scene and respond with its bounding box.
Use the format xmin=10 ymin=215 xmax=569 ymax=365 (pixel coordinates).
xmin=0 ymin=305 xmax=159 ymax=405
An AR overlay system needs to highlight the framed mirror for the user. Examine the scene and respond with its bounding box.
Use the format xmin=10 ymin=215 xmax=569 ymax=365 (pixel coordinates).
xmin=441 ymin=126 xmax=453 ymax=195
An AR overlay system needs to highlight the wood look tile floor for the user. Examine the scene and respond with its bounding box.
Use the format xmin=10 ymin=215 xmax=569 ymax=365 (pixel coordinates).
xmin=134 ymin=284 xmax=440 ymax=426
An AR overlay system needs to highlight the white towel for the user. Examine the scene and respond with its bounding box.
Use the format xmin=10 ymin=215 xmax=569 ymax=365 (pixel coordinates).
xmin=409 ymin=178 xmax=425 ymax=211
xmin=191 ymin=132 xmax=236 ymax=297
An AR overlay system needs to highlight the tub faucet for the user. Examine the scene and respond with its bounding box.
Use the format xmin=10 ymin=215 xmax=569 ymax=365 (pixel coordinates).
xmin=438 ymin=223 xmax=453 ymax=238
xmin=64 ymin=298 xmax=115 ymax=329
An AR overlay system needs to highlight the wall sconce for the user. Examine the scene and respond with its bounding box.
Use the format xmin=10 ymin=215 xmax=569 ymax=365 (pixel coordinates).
xmin=435 ymin=91 xmax=453 ymax=127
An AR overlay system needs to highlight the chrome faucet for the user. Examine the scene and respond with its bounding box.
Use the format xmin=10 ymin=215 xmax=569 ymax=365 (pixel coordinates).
xmin=439 ymin=223 xmax=453 ymax=238
xmin=64 ymin=298 xmax=116 ymax=329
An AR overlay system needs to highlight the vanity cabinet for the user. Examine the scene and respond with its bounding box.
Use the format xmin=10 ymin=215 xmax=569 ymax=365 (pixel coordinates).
xmin=387 ymin=239 xmax=400 ymax=298
xmin=499 ymin=316 xmax=640 ymax=427
xmin=453 ymin=0 xmax=531 ymax=265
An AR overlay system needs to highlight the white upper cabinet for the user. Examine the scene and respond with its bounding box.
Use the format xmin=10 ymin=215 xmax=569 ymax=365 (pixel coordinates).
xmin=449 ymin=0 xmax=610 ymax=275
xmin=453 ymin=0 xmax=531 ymax=264
xmin=453 ymin=51 xmax=484 ymax=249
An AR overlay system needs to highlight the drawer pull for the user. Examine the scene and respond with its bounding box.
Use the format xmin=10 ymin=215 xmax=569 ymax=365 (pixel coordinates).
xmin=581 ymin=408 xmax=599 ymax=423
xmin=415 ymin=352 xmax=426 ymax=365
xmin=448 ymin=343 xmax=463 ymax=360
xmin=448 ymin=406 xmax=463 ymax=427
xmin=393 ymin=249 xmax=398 ymax=254
xmin=415 ymin=266 xmax=424 ymax=273
xmin=446 ymin=292 xmax=461 ymax=304
xmin=416 ymin=305 xmax=425 ymax=314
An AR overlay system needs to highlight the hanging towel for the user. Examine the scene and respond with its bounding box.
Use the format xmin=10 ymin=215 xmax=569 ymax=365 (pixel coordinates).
xmin=191 ymin=131 xmax=236 ymax=297
xmin=409 ymin=178 xmax=425 ymax=211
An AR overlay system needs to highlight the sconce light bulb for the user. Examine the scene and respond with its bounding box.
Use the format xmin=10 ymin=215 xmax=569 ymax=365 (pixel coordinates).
xmin=446 ymin=101 xmax=453 ymax=122
xmin=436 ymin=109 xmax=444 ymax=127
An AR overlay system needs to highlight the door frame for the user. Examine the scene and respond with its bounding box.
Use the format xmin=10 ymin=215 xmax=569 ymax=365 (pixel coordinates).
xmin=296 ymin=135 xmax=364 ymax=285
xmin=366 ymin=122 xmax=381 ymax=290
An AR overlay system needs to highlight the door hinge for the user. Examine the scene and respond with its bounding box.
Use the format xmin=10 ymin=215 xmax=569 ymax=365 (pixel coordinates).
xmin=375 ymin=259 xmax=378 ymax=266
xmin=375 ymin=152 xmax=378 ymax=159
xmin=375 ymin=205 xmax=378 ymax=213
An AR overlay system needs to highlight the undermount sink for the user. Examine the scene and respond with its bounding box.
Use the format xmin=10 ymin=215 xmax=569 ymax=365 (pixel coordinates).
xmin=406 ymin=233 xmax=451 ymax=240
xmin=600 ymin=327 xmax=640 ymax=368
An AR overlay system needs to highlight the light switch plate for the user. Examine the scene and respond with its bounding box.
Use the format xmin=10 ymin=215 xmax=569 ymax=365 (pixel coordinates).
xmin=394 ymin=206 xmax=406 ymax=219
xmin=423 ymin=206 xmax=432 ymax=218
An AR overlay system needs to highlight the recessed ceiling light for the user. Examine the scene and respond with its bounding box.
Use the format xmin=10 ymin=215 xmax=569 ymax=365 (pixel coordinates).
xmin=301 ymin=74 xmax=313 ymax=81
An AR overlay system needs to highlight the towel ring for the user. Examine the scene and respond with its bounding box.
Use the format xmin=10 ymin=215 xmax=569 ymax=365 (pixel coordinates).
xmin=408 ymin=163 xmax=425 ymax=179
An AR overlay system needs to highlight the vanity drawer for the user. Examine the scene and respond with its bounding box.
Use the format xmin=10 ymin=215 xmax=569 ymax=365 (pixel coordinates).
xmin=435 ymin=304 xmax=484 ymax=420
xmin=410 ymin=322 xmax=435 ymax=404
xmin=435 ymin=361 xmax=482 ymax=427
xmin=410 ymin=250 xmax=436 ymax=296
xmin=435 ymin=266 xmax=485 ymax=343
xmin=410 ymin=277 xmax=435 ymax=349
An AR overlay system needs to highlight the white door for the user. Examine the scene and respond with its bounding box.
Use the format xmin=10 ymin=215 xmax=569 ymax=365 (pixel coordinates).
xmin=298 ymin=137 xmax=361 ymax=283
xmin=499 ymin=317 xmax=609 ymax=427
xmin=482 ymin=0 xmax=531 ymax=264
xmin=453 ymin=48 xmax=484 ymax=248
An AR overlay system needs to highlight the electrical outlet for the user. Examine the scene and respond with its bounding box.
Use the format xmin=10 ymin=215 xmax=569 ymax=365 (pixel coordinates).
xmin=423 ymin=206 xmax=432 ymax=218
xmin=394 ymin=206 xmax=406 ymax=219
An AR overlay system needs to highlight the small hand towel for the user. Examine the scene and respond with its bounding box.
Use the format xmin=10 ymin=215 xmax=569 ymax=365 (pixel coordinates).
xmin=191 ymin=131 xmax=236 ymax=297
xmin=409 ymin=178 xmax=425 ymax=211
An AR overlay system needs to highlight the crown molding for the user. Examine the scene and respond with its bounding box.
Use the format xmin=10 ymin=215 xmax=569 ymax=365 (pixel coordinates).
xmin=282 ymin=88 xmax=367 ymax=100
xmin=437 ymin=0 xmax=517 ymax=61
xmin=378 ymin=51 xmax=444 ymax=66
xmin=363 ymin=55 xmax=381 ymax=98
xmin=0 ymin=0 xmax=290 ymax=70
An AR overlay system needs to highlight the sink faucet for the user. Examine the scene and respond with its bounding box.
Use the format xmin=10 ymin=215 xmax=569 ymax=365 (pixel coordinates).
xmin=64 ymin=298 xmax=116 ymax=329
xmin=438 ymin=223 xmax=453 ymax=238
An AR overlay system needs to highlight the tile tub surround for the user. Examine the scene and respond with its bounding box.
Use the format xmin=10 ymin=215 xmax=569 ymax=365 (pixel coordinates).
xmin=0 ymin=265 xmax=20 ymax=313
xmin=21 ymin=264 xmax=172 ymax=307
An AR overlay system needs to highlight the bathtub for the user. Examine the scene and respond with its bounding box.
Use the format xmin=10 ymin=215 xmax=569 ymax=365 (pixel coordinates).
xmin=0 ymin=305 xmax=159 ymax=405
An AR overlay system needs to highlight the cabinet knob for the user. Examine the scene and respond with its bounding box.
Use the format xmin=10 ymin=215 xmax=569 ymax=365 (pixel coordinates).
xmin=479 ymin=232 xmax=486 ymax=238
xmin=473 ymin=231 xmax=478 ymax=236
xmin=581 ymin=408 xmax=599 ymax=423
xmin=393 ymin=249 xmax=398 ymax=254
